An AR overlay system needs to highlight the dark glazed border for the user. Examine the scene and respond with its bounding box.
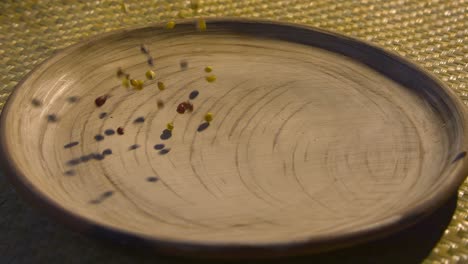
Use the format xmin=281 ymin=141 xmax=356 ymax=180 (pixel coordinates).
xmin=1 ymin=18 xmax=468 ymax=258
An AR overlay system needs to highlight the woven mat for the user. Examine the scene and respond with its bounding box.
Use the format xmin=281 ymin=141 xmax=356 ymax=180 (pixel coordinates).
xmin=0 ymin=0 xmax=467 ymax=263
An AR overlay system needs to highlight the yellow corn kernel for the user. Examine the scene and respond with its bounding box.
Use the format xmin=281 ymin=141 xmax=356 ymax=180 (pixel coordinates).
xmin=131 ymin=79 xmax=144 ymax=90
xmin=166 ymin=21 xmax=176 ymax=29
xmin=204 ymin=66 xmax=212 ymax=73
xmin=167 ymin=122 xmax=174 ymax=131
xmin=204 ymin=112 xmax=213 ymax=123
xmin=197 ymin=18 xmax=206 ymax=31
xmin=145 ymin=70 xmax=155 ymax=80
xmin=157 ymin=81 xmax=166 ymax=91
xmin=122 ymin=77 xmax=130 ymax=88
xmin=205 ymin=75 xmax=216 ymax=83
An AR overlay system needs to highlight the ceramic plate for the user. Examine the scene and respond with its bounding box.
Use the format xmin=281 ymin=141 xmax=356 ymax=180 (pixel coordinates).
xmin=1 ymin=19 xmax=467 ymax=258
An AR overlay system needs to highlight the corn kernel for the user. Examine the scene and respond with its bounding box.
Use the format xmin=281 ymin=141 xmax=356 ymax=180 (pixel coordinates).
xmin=167 ymin=122 xmax=174 ymax=131
xmin=145 ymin=70 xmax=155 ymax=80
xmin=122 ymin=78 xmax=130 ymax=88
xmin=166 ymin=21 xmax=176 ymax=29
xmin=206 ymin=75 xmax=216 ymax=83
xmin=131 ymin=79 xmax=144 ymax=90
xmin=204 ymin=112 xmax=213 ymax=123
xmin=197 ymin=18 xmax=206 ymax=31
xmin=157 ymin=81 xmax=166 ymax=91
xmin=204 ymin=66 xmax=212 ymax=73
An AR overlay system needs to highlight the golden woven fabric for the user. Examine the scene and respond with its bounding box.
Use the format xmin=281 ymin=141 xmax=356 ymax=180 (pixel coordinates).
xmin=0 ymin=0 xmax=467 ymax=262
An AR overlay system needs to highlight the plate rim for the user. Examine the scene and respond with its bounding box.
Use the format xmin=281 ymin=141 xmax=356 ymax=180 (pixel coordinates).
xmin=1 ymin=18 xmax=467 ymax=258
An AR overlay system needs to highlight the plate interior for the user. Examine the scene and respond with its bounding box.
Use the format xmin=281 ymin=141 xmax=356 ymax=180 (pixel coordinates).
xmin=2 ymin=21 xmax=465 ymax=246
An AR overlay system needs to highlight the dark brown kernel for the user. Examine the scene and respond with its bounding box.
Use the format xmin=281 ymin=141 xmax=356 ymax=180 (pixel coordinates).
xmin=117 ymin=127 xmax=124 ymax=135
xmin=31 ymin=99 xmax=42 ymax=107
xmin=95 ymin=95 xmax=108 ymax=107
xmin=180 ymin=60 xmax=188 ymax=70
xmin=47 ymin=114 xmax=58 ymax=122
xmin=147 ymin=57 xmax=154 ymax=66
xmin=157 ymin=99 xmax=164 ymax=109
xmin=184 ymin=102 xmax=194 ymax=112
xmin=99 ymin=112 xmax=108 ymax=119
xmin=140 ymin=44 xmax=149 ymax=54
xmin=117 ymin=67 xmax=124 ymax=78
xmin=177 ymin=103 xmax=186 ymax=114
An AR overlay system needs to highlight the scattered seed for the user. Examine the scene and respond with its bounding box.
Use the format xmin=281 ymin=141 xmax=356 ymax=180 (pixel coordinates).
xmin=129 ymin=144 xmax=140 ymax=150
xmin=177 ymin=103 xmax=186 ymax=114
xmin=160 ymin=129 xmax=172 ymax=140
xmin=157 ymin=81 xmax=165 ymax=91
xmin=166 ymin=21 xmax=176 ymax=29
xmin=117 ymin=67 xmax=124 ymax=78
xmin=104 ymin=129 xmax=115 ymax=136
xmin=197 ymin=122 xmax=210 ymax=132
xmin=80 ymin=155 xmax=92 ymax=162
xmin=154 ymin=144 xmax=165 ymax=150
xmin=166 ymin=122 xmax=174 ymax=131
xmin=99 ymin=112 xmax=108 ymax=119
xmin=66 ymin=158 xmax=81 ymax=166
xmin=31 ymin=99 xmax=42 ymax=107
xmin=180 ymin=60 xmax=188 ymax=70
xmin=101 ymin=191 xmax=114 ymax=198
xmin=67 ymin=96 xmax=79 ymax=103
xmin=95 ymin=95 xmax=108 ymax=107
xmin=189 ymin=90 xmax=199 ymax=100
xmin=145 ymin=70 xmax=156 ymax=80
xmin=47 ymin=114 xmax=58 ymax=122
xmin=64 ymin=170 xmax=76 ymax=176
xmin=131 ymin=79 xmax=144 ymax=90
xmin=159 ymin=148 xmax=171 ymax=155
xmin=204 ymin=66 xmax=212 ymax=73
xmin=93 ymin=153 xmax=105 ymax=160
xmin=204 ymin=112 xmax=213 ymax=123
xmin=147 ymin=176 xmax=159 ymax=182
xmin=140 ymin=44 xmax=149 ymax=54
xmin=95 ymin=134 xmax=105 ymax=141
xmin=102 ymin=149 xmax=112 ymax=155
xmin=117 ymin=127 xmax=124 ymax=135
xmin=184 ymin=101 xmax=194 ymax=112
xmin=147 ymin=57 xmax=154 ymax=66
xmin=134 ymin=116 xmax=145 ymax=123
xmin=64 ymin=141 xmax=79 ymax=149
xmin=157 ymin=99 xmax=164 ymax=109
xmin=122 ymin=77 xmax=130 ymax=88
xmin=197 ymin=18 xmax=206 ymax=31
xmin=206 ymin=75 xmax=216 ymax=83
